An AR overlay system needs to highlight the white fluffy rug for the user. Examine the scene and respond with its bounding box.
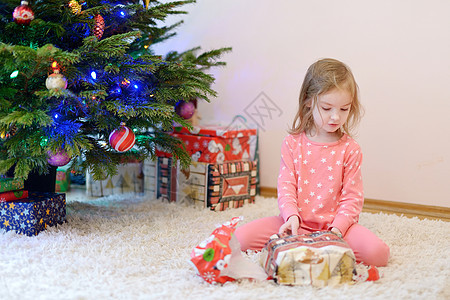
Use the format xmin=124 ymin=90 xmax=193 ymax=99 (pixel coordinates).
xmin=1 ymin=194 xmax=449 ymax=300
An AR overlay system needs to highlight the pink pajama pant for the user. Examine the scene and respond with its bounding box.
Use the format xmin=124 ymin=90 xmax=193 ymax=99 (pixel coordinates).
xmin=235 ymin=215 xmax=390 ymax=267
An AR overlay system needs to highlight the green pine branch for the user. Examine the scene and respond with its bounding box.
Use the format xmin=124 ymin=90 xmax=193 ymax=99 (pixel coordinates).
xmin=0 ymin=0 xmax=231 ymax=180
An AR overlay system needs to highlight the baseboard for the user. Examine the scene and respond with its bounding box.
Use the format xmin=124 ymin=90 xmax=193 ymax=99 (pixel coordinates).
xmin=259 ymin=186 xmax=277 ymax=198
xmin=258 ymin=186 xmax=450 ymax=222
xmin=363 ymin=198 xmax=450 ymax=221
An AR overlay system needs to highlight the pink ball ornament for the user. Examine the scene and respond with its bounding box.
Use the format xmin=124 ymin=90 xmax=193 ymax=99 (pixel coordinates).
xmin=175 ymin=101 xmax=195 ymax=119
xmin=47 ymin=149 xmax=71 ymax=167
xmin=13 ymin=1 xmax=35 ymax=25
xmin=109 ymin=123 xmax=135 ymax=152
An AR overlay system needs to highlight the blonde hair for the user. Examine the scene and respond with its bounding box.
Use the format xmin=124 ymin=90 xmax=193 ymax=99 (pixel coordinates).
xmin=289 ymin=58 xmax=363 ymax=136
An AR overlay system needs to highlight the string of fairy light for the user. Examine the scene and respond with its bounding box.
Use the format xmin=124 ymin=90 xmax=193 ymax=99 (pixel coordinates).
xmin=6 ymin=0 xmax=198 ymax=168
xmin=6 ymin=0 xmax=151 ymax=166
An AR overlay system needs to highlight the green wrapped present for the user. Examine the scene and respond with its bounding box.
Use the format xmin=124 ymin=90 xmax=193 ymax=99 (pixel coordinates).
xmin=0 ymin=177 xmax=24 ymax=193
xmin=55 ymin=166 xmax=71 ymax=192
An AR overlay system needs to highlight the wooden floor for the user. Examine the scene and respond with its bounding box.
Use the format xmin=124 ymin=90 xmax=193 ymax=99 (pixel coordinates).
xmin=259 ymin=187 xmax=450 ymax=222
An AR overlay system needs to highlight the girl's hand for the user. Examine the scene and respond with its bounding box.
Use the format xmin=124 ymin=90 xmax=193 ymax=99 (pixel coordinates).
xmin=331 ymin=227 xmax=343 ymax=238
xmin=278 ymin=215 xmax=300 ymax=235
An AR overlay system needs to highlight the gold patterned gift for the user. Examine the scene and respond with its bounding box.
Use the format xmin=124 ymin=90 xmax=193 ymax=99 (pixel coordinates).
xmin=261 ymin=231 xmax=355 ymax=287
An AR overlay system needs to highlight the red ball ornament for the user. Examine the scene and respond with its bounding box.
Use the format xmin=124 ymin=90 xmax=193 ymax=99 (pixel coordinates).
xmin=175 ymin=101 xmax=196 ymax=119
xmin=109 ymin=123 xmax=135 ymax=152
xmin=47 ymin=149 xmax=71 ymax=167
xmin=13 ymin=1 xmax=34 ymax=25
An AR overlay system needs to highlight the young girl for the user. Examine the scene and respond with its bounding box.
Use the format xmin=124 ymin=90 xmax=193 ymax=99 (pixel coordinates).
xmin=235 ymin=58 xmax=390 ymax=267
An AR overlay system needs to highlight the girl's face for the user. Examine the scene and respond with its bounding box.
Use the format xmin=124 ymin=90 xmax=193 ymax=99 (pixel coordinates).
xmin=310 ymin=88 xmax=352 ymax=141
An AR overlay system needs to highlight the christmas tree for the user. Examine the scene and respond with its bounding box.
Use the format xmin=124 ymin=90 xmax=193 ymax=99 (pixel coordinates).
xmin=0 ymin=0 xmax=231 ymax=181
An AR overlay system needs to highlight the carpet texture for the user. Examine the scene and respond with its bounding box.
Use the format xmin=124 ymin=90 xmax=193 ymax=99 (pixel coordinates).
xmin=1 ymin=195 xmax=449 ymax=300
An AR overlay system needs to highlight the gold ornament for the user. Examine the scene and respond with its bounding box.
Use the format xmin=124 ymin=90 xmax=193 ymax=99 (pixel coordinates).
xmin=46 ymin=69 xmax=68 ymax=91
xmin=68 ymin=0 xmax=82 ymax=15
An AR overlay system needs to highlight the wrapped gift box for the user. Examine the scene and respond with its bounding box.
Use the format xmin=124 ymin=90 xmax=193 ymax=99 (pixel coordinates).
xmin=156 ymin=157 xmax=174 ymax=201
xmin=157 ymin=158 xmax=209 ymax=208
xmin=0 ymin=199 xmax=46 ymax=236
xmin=157 ymin=125 xmax=257 ymax=164
xmin=177 ymin=162 xmax=209 ymax=208
xmin=0 ymin=192 xmax=66 ymax=236
xmin=0 ymin=177 xmax=24 ymax=193
xmin=28 ymin=192 xmax=66 ymax=227
xmin=143 ymin=158 xmax=157 ymax=199
xmin=207 ymin=160 xmax=257 ymax=211
xmin=0 ymin=190 xmax=28 ymax=202
xmin=55 ymin=165 xmax=71 ymax=192
xmin=261 ymin=231 xmax=356 ymax=287
xmin=86 ymin=162 xmax=144 ymax=197
xmin=157 ymin=158 xmax=257 ymax=211
xmin=174 ymin=125 xmax=256 ymax=139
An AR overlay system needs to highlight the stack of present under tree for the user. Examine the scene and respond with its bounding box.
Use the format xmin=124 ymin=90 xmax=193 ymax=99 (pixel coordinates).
xmin=87 ymin=122 xmax=259 ymax=212
xmin=0 ymin=177 xmax=66 ymax=236
xmin=0 ymin=177 xmax=28 ymax=202
xmin=144 ymin=123 xmax=259 ymax=211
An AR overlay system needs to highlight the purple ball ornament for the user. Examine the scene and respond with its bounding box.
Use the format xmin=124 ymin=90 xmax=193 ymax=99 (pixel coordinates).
xmin=47 ymin=149 xmax=71 ymax=167
xmin=175 ymin=100 xmax=196 ymax=119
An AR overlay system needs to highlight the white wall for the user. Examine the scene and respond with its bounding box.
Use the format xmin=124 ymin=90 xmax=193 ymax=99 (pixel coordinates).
xmin=153 ymin=0 xmax=450 ymax=208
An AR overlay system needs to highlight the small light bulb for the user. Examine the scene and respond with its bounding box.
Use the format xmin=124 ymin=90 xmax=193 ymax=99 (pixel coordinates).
xmin=10 ymin=70 xmax=19 ymax=78
xmin=91 ymin=71 xmax=97 ymax=80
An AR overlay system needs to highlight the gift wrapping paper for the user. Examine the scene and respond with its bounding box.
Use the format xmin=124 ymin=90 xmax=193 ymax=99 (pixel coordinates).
xmin=261 ymin=231 xmax=356 ymax=287
xmin=55 ymin=166 xmax=71 ymax=192
xmin=156 ymin=157 xmax=257 ymax=211
xmin=171 ymin=161 xmax=209 ymax=208
xmin=0 ymin=178 xmax=25 ymax=193
xmin=0 ymin=190 xmax=29 ymax=202
xmin=173 ymin=125 xmax=257 ymax=139
xmin=156 ymin=157 xmax=173 ymax=201
xmin=143 ymin=158 xmax=158 ymax=199
xmin=86 ymin=163 xmax=144 ymax=197
xmin=207 ymin=161 xmax=257 ymax=211
xmin=157 ymin=125 xmax=258 ymax=164
xmin=157 ymin=157 xmax=209 ymax=208
xmin=0 ymin=192 xmax=66 ymax=236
